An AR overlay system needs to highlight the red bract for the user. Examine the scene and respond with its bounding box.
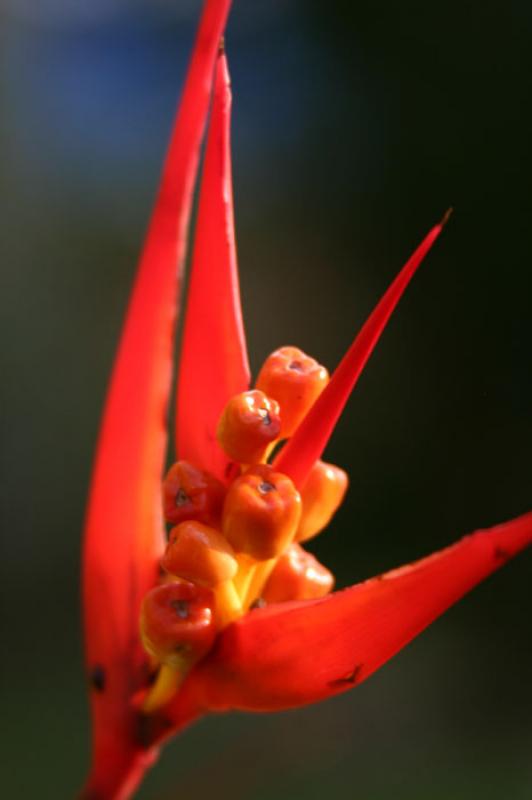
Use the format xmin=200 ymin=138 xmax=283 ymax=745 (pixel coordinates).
xmin=80 ymin=2 xmax=531 ymax=799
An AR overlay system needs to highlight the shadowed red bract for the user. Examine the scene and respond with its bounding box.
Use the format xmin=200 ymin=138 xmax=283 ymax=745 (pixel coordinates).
xmin=176 ymin=52 xmax=250 ymax=482
xmin=179 ymin=512 xmax=531 ymax=713
xmin=81 ymin=2 xmax=232 ymax=798
xmin=274 ymin=214 xmax=450 ymax=489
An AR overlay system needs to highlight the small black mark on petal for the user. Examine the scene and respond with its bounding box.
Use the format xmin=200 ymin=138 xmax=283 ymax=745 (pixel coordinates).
xmin=328 ymin=663 xmax=363 ymax=689
xmin=288 ymin=360 xmax=304 ymax=372
xmin=250 ymin=597 xmax=266 ymax=610
xmin=225 ymin=461 xmax=239 ymax=481
xmin=90 ymin=664 xmax=106 ymax=692
xmin=494 ymin=546 xmax=511 ymax=562
xmin=147 ymin=669 xmax=158 ymax=687
xmin=258 ymin=481 xmax=275 ymax=495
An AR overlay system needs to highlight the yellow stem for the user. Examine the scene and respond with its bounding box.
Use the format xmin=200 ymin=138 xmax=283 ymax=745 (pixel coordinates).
xmin=215 ymin=579 xmax=243 ymax=628
xmin=142 ymin=663 xmax=185 ymax=714
xmin=233 ymin=554 xmax=256 ymax=601
xmin=262 ymin=441 xmax=277 ymax=464
xmin=243 ymin=558 xmax=277 ymax=609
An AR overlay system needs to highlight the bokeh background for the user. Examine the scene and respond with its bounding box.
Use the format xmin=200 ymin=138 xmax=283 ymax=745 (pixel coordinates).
xmin=1 ymin=1 xmax=531 ymax=798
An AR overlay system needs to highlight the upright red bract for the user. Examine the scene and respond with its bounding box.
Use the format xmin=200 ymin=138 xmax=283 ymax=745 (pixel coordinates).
xmin=176 ymin=52 xmax=250 ymax=482
xmin=81 ymin=2 xmax=232 ymax=797
xmin=80 ymin=3 xmax=531 ymax=799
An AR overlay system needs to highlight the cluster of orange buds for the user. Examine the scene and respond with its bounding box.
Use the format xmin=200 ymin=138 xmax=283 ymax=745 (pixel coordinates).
xmin=140 ymin=346 xmax=348 ymax=710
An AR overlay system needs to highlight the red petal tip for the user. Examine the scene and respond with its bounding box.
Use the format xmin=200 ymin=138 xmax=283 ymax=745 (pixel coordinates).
xmin=275 ymin=217 xmax=446 ymax=487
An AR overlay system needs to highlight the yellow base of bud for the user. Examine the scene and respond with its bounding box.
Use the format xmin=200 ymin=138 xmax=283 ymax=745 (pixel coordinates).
xmin=214 ymin=579 xmax=243 ymax=628
xmin=233 ymin=554 xmax=256 ymax=600
xmin=142 ymin=663 xmax=185 ymax=714
xmin=244 ymin=558 xmax=276 ymax=608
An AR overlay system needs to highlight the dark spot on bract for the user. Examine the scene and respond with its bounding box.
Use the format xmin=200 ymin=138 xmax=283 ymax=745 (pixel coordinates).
xmin=90 ymin=664 xmax=106 ymax=692
xmin=147 ymin=669 xmax=158 ymax=686
xmin=175 ymin=488 xmax=189 ymax=507
xmin=494 ymin=546 xmax=511 ymax=562
xmin=170 ymin=599 xmax=190 ymax=619
xmin=328 ymin=663 xmax=363 ymax=689
xmin=225 ymin=461 xmax=239 ymax=481
xmin=139 ymin=658 xmax=158 ymax=686
xmin=250 ymin=597 xmax=266 ymax=610
xmin=258 ymin=481 xmax=275 ymax=495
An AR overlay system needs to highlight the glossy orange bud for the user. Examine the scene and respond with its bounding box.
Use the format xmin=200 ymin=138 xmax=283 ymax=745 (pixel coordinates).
xmin=223 ymin=464 xmax=302 ymax=560
xmin=255 ymin=346 xmax=329 ymax=437
xmin=262 ymin=543 xmax=334 ymax=603
xmin=140 ymin=581 xmax=215 ymax=668
xmin=296 ymin=459 xmax=349 ymax=542
xmin=162 ymin=460 xmax=226 ymax=526
xmin=216 ymin=389 xmax=281 ymax=464
xmin=162 ymin=521 xmax=237 ymax=587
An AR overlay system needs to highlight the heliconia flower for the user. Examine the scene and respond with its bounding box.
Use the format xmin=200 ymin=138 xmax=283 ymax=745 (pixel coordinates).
xmin=80 ymin=2 xmax=531 ymax=799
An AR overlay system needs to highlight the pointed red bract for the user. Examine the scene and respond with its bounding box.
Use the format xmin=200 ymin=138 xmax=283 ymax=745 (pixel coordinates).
xmin=176 ymin=52 xmax=250 ymax=481
xmin=186 ymin=512 xmax=531 ymax=712
xmin=81 ymin=2 xmax=232 ymax=798
xmin=274 ymin=215 xmax=449 ymax=488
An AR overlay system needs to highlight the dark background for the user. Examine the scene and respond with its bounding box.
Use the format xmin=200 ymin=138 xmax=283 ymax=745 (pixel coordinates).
xmin=1 ymin=1 xmax=531 ymax=798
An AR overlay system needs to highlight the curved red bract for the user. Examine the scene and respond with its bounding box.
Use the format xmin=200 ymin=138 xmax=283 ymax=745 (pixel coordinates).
xmin=189 ymin=511 xmax=532 ymax=712
xmin=81 ymin=2 xmax=232 ymax=798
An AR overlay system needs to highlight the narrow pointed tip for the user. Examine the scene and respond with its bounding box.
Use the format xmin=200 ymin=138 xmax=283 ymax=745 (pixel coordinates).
xmin=275 ymin=219 xmax=445 ymax=488
xmin=440 ymin=207 xmax=454 ymax=227
xmin=196 ymin=510 xmax=531 ymax=713
xmin=176 ymin=31 xmax=250 ymax=479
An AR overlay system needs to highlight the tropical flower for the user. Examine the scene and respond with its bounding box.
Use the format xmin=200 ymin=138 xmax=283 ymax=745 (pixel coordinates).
xmin=80 ymin=2 xmax=531 ymax=798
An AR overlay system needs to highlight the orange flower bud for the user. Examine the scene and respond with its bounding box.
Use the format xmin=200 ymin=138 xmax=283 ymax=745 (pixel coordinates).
xmin=140 ymin=581 xmax=215 ymax=668
xmin=255 ymin=346 xmax=329 ymax=437
xmin=223 ymin=464 xmax=302 ymax=560
xmin=162 ymin=521 xmax=237 ymax=587
xmin=296 ymin=459 xmax=348 ymax=543
xmin=162 ymin=460 xmax=225 ymax=526
xmin=216 ymin=390 xmax=281 ymax=464
xmin=262 ymin=543 xmax=334 ymax=603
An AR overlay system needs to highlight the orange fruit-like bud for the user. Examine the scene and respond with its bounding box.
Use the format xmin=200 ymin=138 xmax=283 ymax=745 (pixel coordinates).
xmin=255 ymin=346 xmax=329 ymax=437
xmin=222 ymin=465 xmax=302 ymax=560
xmin=162 ymin=521 xmax=238 ymax=587
xmin=262 ymin=543 xmax=334 ymax=603
xmin=163 ymin=461 xmax=226 ymax=526
xmin=216 ymin=390 xmax=281 ymax=464
xmin=140 ymin=581 xmax=216 ymax=668
xmin=296 ymin=459 xmax=348 ymax=543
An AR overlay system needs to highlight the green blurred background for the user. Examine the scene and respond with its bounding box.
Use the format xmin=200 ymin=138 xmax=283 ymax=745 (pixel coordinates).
xmin=1 ymin=1 xmax=531 ymax=798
